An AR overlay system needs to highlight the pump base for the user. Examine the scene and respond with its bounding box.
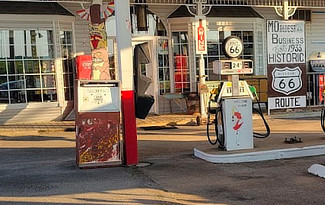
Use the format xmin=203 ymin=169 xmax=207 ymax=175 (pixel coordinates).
xmin=194 ymin=145 xmax=325 ymax=163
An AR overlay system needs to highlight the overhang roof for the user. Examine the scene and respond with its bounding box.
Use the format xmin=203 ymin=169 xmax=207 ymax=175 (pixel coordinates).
xmin=0 ymin=1 xmax=74 ymax=15
xmin=168 ymin=5 xmax=263 ymax=18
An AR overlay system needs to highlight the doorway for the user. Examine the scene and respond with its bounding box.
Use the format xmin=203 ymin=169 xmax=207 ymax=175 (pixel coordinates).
xmin=132 ymin=38 xmax=157 ymax=114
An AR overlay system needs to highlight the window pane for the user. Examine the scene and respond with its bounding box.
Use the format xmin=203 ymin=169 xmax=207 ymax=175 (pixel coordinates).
xmin=26 ymin=75 xmax=41 ymax=88
xmin=8 ymin=75 xmax=25 ymax=90
xmin=64 ymin=74 xmax=70 ymax=87
xmin=42 ymin=75 xmax=56 ymax=88
xmin=172 ymin=33 xmax=179 ymax=44
xmin=27 ymin=90 xmax=42 ymax=102
xmin=10 ymin=90 xmax=26 ymax=103
xmin=0 ymin=76 xmax=7 ymax=87
xmin=244 ymin=44 xmax=254 ymax=55
xmin=60 ymin=31 xmax=66 ymax=44
xmin=64 ymin=88 xmax=70 ymax=100
xmin=66 ymin=31 xmax=72 ymax=44
xmin=207 ymin=30 xmax=219 ymax=43
xmin=207 ymin=44 xmax=219 ymax=56
xmin=0 ymin=61 xmax=6 ymax=74
xmin=0 ymin=90 xmax=9 ymax=103
xmin=180 ymin=32 xmax=188 ymax=43
xmin=47 ymin=30 xmax=54 ymax=44
xmin=25 ymin=60 xmax=39 ymax=73
xmin=67 ymin=59 xmax=73 ymax=72
xmin=243 ymin=31 xmax=253 ymax=42
xmin=43 ymin=89 xmax=57 ymax=102
xmin=8 ymin=61 xmax=23 ymax=74
xmin=40 ymin=60 xmax=55 ymax=73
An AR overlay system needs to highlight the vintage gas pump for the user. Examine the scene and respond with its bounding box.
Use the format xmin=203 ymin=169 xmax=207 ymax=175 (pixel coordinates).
xmin=207 ymin=36 xmax=269 ymax=151
xmin=75 ymin=80 xmax=122 ymax=168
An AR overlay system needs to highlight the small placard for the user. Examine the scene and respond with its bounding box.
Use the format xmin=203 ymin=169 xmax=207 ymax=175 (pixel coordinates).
xmin=78 ymin=86 xmax=120 ymax=112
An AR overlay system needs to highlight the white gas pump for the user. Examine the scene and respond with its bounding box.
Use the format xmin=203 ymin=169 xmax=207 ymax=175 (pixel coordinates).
xmin=206 ymin=36 xmax=269 ymax=151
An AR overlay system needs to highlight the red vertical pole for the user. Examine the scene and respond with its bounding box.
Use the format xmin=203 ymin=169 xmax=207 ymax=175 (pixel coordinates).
xmin=121 ymin=90 xmax=138 ymax=165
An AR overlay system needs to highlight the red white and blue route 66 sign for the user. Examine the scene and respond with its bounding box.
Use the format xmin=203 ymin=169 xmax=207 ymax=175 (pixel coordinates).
xmin=272 ymin=67 xmax=302 ymax=95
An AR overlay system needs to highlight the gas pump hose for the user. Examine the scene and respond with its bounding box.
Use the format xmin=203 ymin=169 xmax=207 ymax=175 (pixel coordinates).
xmin=321 ymin=102 xmax=325 ymax=133
xmin=250 ymin=86 xmax=270 ymax=138
xmin=206 ymin=90 xmax=225 ymax=148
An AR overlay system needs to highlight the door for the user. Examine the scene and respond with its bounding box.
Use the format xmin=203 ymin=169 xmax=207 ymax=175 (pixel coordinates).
xmin=132 ymin=38 xmax=157 ymax=114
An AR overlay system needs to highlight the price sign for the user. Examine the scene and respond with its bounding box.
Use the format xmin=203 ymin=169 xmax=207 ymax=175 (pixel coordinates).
xmin=223 ymin=36 xmax=243 ymax=59
xmin=232 ymin=61 xmax=242 ymax=69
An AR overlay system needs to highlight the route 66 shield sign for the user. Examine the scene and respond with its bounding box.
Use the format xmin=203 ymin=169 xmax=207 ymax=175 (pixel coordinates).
xmin=272 ymin=67 xmax=302 ymax=95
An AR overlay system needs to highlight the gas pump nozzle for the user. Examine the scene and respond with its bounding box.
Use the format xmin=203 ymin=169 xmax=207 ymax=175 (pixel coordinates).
xmin=249 ymin=85 xmax=258 ymax=100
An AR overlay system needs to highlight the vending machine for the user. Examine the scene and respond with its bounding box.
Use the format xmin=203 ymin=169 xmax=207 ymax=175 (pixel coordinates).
xmin=75 ymin=80 xmax=122 ymax=168
xmin=76 ymin=55 xmax=92 ymax=80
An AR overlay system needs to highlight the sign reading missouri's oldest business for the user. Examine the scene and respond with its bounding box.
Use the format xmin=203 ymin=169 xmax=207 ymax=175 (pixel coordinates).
xmin=267 ymin=20 xmax=305 ymax=64
xmin=267 ymin=20 xmax=306 ymax=111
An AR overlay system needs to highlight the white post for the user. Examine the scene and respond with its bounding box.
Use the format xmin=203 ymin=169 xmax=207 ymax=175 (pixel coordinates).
xmin=283 ymin=0 xmax=289 ymax=20
xmin=115 ymin=0 xmax=138 ymax=165
xmin=199 ymin=53 xmax=207 ymax=118
xmin=197 ymin=2 xmax=207 ymax=119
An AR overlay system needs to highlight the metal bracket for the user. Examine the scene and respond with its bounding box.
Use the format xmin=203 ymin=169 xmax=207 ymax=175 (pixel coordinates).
xmin=186 ymin=5 xmax=212 ymax=16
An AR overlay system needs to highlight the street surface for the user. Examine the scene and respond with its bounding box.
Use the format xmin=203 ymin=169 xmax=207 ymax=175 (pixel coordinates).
xmin=0 ymin=117 xmax=325 ymax=205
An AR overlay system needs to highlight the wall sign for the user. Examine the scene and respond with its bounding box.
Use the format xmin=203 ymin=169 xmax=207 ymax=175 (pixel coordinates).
xmin=271 ymin=67 xmax=302 ymax=95
xmin=267 ymin=20 xmax=306 ymax=112
xmin=267 ymin=20 xmax=305 ymax=64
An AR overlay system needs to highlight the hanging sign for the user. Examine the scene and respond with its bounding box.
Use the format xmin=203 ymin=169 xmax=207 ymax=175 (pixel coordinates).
xmin=195 ymin=17 xmax=207 ymax=55
xmin=267 ymin=20 xmax=306 ymax=111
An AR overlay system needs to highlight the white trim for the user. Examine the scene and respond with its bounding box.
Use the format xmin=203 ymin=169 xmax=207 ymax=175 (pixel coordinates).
xmin=194 ymin=145 xmax=325 ymax=163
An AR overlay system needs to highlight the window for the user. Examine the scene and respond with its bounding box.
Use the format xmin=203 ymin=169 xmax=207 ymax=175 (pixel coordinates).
xmin=60 ymin=30 xmax=74 ymax=101
xmin=172 ymin=32 xmax=190 ymax=93
xmin=0 ymin=29 xmax=56 ymax=104
xmin=196 ymin=30 xmax=254 ymax=81
xmin=158 ymin=39 xmax=170 ymax=94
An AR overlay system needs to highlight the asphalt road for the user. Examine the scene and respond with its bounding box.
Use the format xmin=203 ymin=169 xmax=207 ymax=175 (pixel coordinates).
xmin=0 ymin=118 xmax=325 ymax=205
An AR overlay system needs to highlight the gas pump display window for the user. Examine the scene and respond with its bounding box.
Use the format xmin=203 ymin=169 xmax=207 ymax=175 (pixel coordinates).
xmin=196 ymin=30 xmax=254 ymax=81
xmin=223 ymin=36 xmax=243 ymax=59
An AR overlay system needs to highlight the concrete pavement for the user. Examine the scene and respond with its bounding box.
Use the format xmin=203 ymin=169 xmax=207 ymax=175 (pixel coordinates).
xmin=1 ymin=112 xmax=325 ymax=204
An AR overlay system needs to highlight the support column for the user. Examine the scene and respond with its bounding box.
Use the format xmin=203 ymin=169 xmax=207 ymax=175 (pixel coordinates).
xmin=283 ymin=0 xmax=289 ymax=20
xmin=115 ymin=0 xmax=138 ymax=165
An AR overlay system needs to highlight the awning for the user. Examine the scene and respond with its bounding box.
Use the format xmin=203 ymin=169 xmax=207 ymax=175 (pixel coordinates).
xmin=0 ymin=1 xmax=74 ymax=15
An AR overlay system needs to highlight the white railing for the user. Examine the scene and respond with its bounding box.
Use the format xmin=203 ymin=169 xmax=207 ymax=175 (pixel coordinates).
xmin=2 ymin=0 xmax=325 ymax=7
xmin=130 ymin=0 xmax=325 ymax=7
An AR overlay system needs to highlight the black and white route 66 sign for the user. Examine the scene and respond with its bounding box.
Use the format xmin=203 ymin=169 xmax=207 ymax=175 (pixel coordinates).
xmin=271 ymin=67 xmax=302 ymax=95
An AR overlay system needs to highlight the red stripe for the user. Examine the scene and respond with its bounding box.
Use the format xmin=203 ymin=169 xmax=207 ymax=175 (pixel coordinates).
xmin=121 ymin=90 xmax=138 ymax=165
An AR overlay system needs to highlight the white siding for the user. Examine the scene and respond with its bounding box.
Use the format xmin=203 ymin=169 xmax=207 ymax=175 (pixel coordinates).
xmin=307 ymin=10 xmax=325 ymax=59
xmin=60 ymin=3 xmax=91 ymax=55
